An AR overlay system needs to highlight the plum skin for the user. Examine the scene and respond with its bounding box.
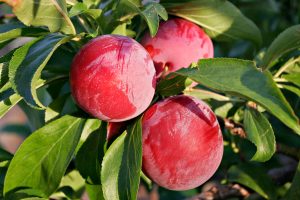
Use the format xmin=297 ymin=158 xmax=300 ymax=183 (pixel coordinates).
xmin=107 ymin=121 xmax=127 ymax=141
xmin=141 ymin=18 xmax=214 ymax=77
xmin=70 ymin=35 xmax=156 ymax=122
xmin=142 ymin=95 xmax=223 ymax=190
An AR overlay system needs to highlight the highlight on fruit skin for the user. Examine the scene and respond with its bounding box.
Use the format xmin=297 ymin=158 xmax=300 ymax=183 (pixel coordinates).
xmin=141 ymin=18 xmax=214 ymax=77
xmin=70 ymin=34 xmax=156 ymax=122
xmin=142 ymin=95 xmax=223 ymax=190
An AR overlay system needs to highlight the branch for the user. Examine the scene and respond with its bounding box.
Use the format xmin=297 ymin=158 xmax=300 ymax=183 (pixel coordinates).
xmin=186 ymin=183 xmax=249 ymax=200
xmin=277 ymin=143 xmax=300 ymax=160
xmin=223 ymin=118 xmax=247 ymax=138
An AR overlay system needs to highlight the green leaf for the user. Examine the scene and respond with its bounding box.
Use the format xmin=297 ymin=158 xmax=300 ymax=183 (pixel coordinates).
xmin=282 ymin=73 xmax=300 ymax=88
xmin=56 ymin=170 xmax=85 ymax=198
xmin=262 ymin=25 xmax=300 ymax=69
xmin=0 ymin=23 xmax=47 ymax=44
xmin=184 ymin=88 xmax=232 ymax=101
xmin=0 ymin=79 xmax=46 ymax=120
xmin=5 ymin=0 xmax=76 ymax=35
xmin=83 ymin=0 xmax=101 ymax=8
xmin=0 ymin=48 xmax=17 ymax=64
xmin=45 ymin=95 xmax=69 ymax=122
xmin=101 ymin=118 xmax=142 ymax=200
xmin=0 ymin=148 xmax=13 ymax=162
xmin=69 ymin=2 xmax=102 ymax=20
xmin=161 ymin=0 xmax=262 ymax=46
xmin=80 ymin=119 xmax=101 ymax=141
xmin=111 ymin=23 xmax=127 ymax=36
xmin=0 ymin=63 xmax=9 ymax=89
xmin=9 ymin=34 xmax=72 ymax=109
xmin=76 ymin=121 xmax=106 ymax=184
xmin=228 ymin=164 xmax=276 ymax=199
xmin=4 ymin=115 xmax=85 ymax=198
xmin=0 ymin=23 xmax=24 ymax=43
xmin=156 ymin=73 xmax=187 ymax=97
xmin=285 ymin=161 xmax=300 ymax=200
xmin=86 ymin=183 xmax=104 ymax=200
xmin=45 ymin=94 xmax=78 ymax=122
xmin=0 ymin=86 xmax=14 ymax=101
xmin=0 ymin=93 xmax=22 ymax=119
xmin=244 ymin=108 xmax=276 ymax=162
xmin=69 ymin=2 xmax=88 ymax=17
xmin=0 ymin=163 xmax=9 ymax=196
xmin=141 ymin=2 xmax=168 ymax=36
xmin=0 ymin=49 xmax=19 ymax=90
xmin=120 ymin=0 xmax=167 ymax=37
xmin=281 ymin=85 xmax=300 ymax=97
xmin=175 ymin=58 xmax=300 ymax=135
xmin=0 ymin=123 xmax=31 ymax=137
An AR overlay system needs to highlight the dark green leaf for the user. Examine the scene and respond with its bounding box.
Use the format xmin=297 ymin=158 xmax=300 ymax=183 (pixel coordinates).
xmin=56 ymin=170 xmax=85 ymax=199
xmin=69 ymin=3 xmax=102 ymax=20
xmin=86 ymin=183 xmax=104 ymax=200
xmin=0 ymin=161 xmax=9 ymax=200
xmin=184 ymin=88 xmax=232 ymax=101
xmin=69 ymin=2 xmax=89 ymax=17
xmin=76 ymin=121 xmax=106 ymax=184
xmin=119 ymin=0 xmax=167 ymax=37
xmin=141 ymin=2 xmax=168 ymax=36
xmin=9 ymin=34 xmax=72 ymax=109
xmin=161 ymin=0 xmax=262 ymax=46
xmin=0 ymin=23 xmax=47 ymax=44
xmin=0 ymin=148 xmax=13 ymax=162
xmin=0 ymin=93 xmax=22 ymax=119
xmin=80 ymin=119 xmax=101 ymax=141
xmin=45 ymin=94 xmax=78 ymax=122
xmin=111 ymin=23 xmax=127 ymax=36
xmin=18 ymin=98 xmax=45 ymax=131
xmin=282 ymin=73 xmax=300 ymax=88
xmin=4 ymin=115 xmax=85 ymax=198
xmin=175 ymin=58 xmax=300 ymax=135
xmin=45 ymin=94 xmax=69 ymax=122
xmin=101 ymin=118 xmax=142 ymax=200
xmin=262 ymin=25 xmax=300 ymax=69
xmin=281 ymin=84 xmax=300 ymax=97
xmin=83 ymin=0 xmax=101 ymax=8
xmin=228 ymin=164 xmax=276 ymax=199
xmin=0 ymin=48 xmax=18 ymax=64
xmin=0 ymin=87 xmax=14 ymax=101
xmin=0 ymin=49 xmax=19 ymax=90
xmin=0 ymin=62 xmax=9 ymax=89
xmin=244 ymin=108 xmax=276 ymax=162
xmin=156 ymin=73 xmax=187 ymax=97
xmin=0 ymin=23 xmax=24 ymax=43
xmin=0 ymin=123 xmax=31 ymax=137
xmin=5 ymin=0 xmax=76 ymax=35
xmin=285 ymin=161 xmax=300 ymax=200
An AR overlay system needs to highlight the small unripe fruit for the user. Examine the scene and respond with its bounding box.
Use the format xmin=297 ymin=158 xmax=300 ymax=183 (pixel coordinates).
xmin=142 ymin=95 xmax=223 ymax=190
xmin=70 ymin=35 xmax=156 ymax=122
xmin=141 ymin=18 xmax=214 ymax=76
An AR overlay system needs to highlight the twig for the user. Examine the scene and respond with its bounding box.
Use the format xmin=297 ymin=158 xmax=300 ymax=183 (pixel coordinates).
xmin=277 ymin=143 xmax=300 ymax=160
xmin=274 ymin=57 xmax=300 ymax=78
xmin=186 ymin=184 xmax=250 ymax=200
xmin=223 ymin=118 xmax=247 ymax=138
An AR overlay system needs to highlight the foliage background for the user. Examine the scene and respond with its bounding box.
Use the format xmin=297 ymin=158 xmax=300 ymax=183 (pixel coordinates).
xmin=0 ymin=0 xmax=299 ymax=199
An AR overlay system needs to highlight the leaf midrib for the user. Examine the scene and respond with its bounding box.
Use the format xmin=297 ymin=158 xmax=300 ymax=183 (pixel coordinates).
xmin=13 ymin=118 xmax=80 ymax=191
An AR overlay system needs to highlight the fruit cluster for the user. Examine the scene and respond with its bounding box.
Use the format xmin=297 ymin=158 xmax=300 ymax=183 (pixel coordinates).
xmin=70 ymin=18 xmax=223 ymax=191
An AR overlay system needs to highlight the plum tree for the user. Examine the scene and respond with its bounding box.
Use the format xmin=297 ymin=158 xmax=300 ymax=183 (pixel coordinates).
xmin=70 ymin=35 xmax=156 ymax=122
xmin=141 ymin=18 xmax=214 ymax=77
xmin=142 ymin=95 xmax=223 ymax=190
